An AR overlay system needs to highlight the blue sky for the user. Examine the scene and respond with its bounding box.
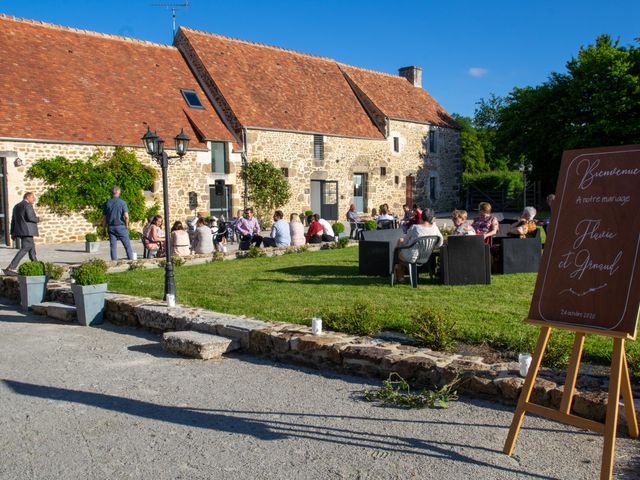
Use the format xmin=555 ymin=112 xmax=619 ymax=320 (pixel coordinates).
xmin=2 ymin=0 xmax=638 ymax=117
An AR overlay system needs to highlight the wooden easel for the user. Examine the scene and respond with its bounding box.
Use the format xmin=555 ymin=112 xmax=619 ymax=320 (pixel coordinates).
xmin=504 ymin=323 xmax=638 ymax=480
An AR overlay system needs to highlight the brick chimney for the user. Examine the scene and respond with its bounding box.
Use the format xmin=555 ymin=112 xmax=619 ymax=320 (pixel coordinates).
xmin=398 ymin=66 xmax=422 ymax=88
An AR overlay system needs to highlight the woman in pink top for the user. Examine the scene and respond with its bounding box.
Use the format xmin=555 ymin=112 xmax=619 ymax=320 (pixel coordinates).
xmin=471 ymin=202 xmax=498 ymax=242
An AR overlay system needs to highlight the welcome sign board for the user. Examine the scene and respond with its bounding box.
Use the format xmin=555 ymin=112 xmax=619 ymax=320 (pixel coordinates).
xmin=529 ymin=145 xmax=640 ymax=338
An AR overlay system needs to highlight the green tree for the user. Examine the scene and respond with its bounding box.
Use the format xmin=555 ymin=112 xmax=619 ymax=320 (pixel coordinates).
xmin=27 ymin=146 xmax=157 ymax=225
xmin=240 ymin=159 xmax=291 ymax=221
xmin=495 ymin=35 xmax=640 ymax=189
xmin=452 ymin=114 xmax=488 ymax=174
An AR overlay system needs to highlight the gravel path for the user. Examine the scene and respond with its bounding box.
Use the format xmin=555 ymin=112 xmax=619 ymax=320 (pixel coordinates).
xmin=0 ymin=300 xmax=637 ymax=479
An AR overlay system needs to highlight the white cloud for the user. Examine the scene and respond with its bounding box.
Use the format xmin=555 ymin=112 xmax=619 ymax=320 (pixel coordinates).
xmin=468 ymin=67 xmax=488 ymax=78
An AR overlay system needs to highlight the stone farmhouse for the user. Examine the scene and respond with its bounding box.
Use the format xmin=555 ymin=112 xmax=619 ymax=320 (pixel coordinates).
xmin=0 ymin=14 xmax=460 ymax=244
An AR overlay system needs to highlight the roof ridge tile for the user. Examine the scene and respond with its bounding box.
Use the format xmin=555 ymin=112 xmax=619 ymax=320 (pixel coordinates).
xmin=0 ymin=13 xmax=174 ymax=50
xmin=179 ymin=26 xmax=337 ymax=63
xmin=338 ymin=62 xmax=406 ymax=81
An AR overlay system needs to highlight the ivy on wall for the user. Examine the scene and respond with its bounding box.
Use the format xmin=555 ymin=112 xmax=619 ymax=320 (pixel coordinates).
xmin=27 ymin=146 xmax=157 ymax=225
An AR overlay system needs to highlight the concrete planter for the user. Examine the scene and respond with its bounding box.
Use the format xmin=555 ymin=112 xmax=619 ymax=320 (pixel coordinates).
xmin=71 ymin=283 xmax=107 ymax=326
xmin=85 ymin=241 xmax=99 ymax=253
xmin=18 ymin=275 xmax=48 ymax=311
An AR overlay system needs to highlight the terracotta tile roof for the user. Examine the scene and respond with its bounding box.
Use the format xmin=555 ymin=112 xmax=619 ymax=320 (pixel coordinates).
xmin=339 ymin=64 xmax=459 ymax=129
xmin=178 ymin=28 xmax=385 ymax=139
xmin=0 ymin=15 xmax=235 ymax=148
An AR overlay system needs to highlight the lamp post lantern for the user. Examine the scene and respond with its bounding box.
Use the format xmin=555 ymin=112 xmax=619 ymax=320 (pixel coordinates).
xmin=141 ymin=127 xmax=190 ymax=301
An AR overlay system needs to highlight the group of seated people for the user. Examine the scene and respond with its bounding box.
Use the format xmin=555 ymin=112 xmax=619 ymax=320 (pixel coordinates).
xmin=387 ymin=202 xmax=542 ymax=283
xmin=141 ymin=214 xmax=230 ymax=258
xmin=142 ymin=206 xmax=343 ymax=257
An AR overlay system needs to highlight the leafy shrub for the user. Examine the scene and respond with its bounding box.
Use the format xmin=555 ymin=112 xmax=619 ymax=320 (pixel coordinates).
xmin=304 ymin=210 xmax=313 ymax=217
xmin=85 ymin=258 xmax=108 ymax=271
xmin=158 ymin=256 xmax=185 ymax=268
xmin=85 ymin=233 xmax=98 ymax=242
xmin=541 ymin=332 xmax=572 ymax=368
xmin=211 ymin=251 xmax=225 ymax=262
xmin=439 ymin=226 xmax=454 ymax=242
xmin=364 ymin=220 xmax=377 ymax=231
xmin=45 ymin=262 xmax=64 ymax=280
xmin=322 ymin=302 xmax=382 ymax=336
xmin=462 ymin=170 xmax=524 ymax=201
xmin=240 ymin=159 xmax=291 ymax=224
xmin=409 ymin=308 xmax=457 ymax=352
xmin=329 ymin=237 xmax=350 ymax=249
xmin=18 ymin=261 xmax=46 ymax=276
xmin=128 ymin=229 xmax=142 ymax=240
xmin=128 ymin=261 xmax=146 ymax=271
xmin=244 ymin=245 xmax=266 ymax=258
xmin=73 ymin=260 xmax=107 ymax=286
xmin=332 ymin=222 xmax=345 ymax=234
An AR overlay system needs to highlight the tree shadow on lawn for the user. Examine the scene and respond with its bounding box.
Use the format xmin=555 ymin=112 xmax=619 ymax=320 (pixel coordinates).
xmin=267 ymin=265 xmax=439 ymax=287
xmin=2 ymin=378 xmax=567 ymax=479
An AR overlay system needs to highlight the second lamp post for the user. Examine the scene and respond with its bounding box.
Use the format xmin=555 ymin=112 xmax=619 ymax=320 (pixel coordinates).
xmin=142 ymin=127 xmax=190 ymax=302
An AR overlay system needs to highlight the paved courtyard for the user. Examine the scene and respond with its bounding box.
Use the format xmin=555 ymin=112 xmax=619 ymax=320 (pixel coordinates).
xmin=0 ymin=300 xmax=638 ymax=479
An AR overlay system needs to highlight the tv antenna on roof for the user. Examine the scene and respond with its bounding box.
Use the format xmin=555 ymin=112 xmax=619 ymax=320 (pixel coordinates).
xmin=151 ymin=1 xmax=190 ymax=39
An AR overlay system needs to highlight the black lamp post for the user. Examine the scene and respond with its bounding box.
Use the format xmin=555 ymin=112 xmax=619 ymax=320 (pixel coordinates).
xmin=142 ymin=127 xmax=190 ymax=301
xmin=519 ymin=162 xmax=533 ymax=210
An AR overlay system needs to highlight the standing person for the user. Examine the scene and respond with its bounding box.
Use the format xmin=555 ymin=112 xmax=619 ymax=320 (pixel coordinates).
xmin=5 ymin=192 xmax=40 ymax=273
xmin=103 ymin=186 xmax=133 ymax=260
xmin=263 ymin=210 xmax=291 ymax=248
xmin=236 ymin=207 xmax=263 ymax=248
xmin=289 ymin=213 xmax=305 ymax=246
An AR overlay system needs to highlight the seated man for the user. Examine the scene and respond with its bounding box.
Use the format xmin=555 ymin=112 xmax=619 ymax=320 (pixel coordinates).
xmin=236 ymin=207 xmax=263 ymax=247
xmin=305 ymin=214 xmax=324 ymax=244
xmin=346 ymin=204 xmax=364 ymax=239
xmin=318 ymin=216 xmax=335 ymax=242
xmin=263 ymin=210 xmax=291 ymax=248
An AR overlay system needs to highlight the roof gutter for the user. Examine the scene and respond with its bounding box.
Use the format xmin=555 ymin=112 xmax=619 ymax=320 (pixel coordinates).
xmin=0 ymin=137 xmax=210 ymax=151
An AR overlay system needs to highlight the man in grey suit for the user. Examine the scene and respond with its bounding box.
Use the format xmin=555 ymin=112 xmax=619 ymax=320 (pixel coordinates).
xmin=6 ymin=192 xmax=40 ymax=272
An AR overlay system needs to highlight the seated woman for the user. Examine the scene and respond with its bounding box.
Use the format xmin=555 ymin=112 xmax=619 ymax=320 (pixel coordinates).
xmin=376 ymin=207 xmax=395 ymax=228
xmin=305 ymin=214 xmax=324 ymax=244
xmin=451 ymin=209 xmax=476 ymax=236
xmin=508 ymin=206 xmax=538 ymax=238
xmin=471 ymin=202 xmax=499 ymax=243
xmin=289 ymin=213 xmax=306 ymax=246
xmin=192 ymin=217 xmax=214 ymax=254
xmin=170 ymin=221 xmax=191 ymax=256
xmin=394 ymin=209 xmax=443 ymax=283
xmin=146 ymin=215 xmax=165 ymax=257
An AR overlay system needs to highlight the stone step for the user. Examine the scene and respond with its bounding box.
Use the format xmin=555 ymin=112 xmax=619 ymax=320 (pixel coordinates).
xmin=31 ymin=302 xmax=77 ymax=322
xmin=161 ymin=331 xmax=240 ymax=360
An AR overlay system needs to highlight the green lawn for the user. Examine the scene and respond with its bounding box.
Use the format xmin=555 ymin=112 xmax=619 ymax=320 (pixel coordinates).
xmin=107 ymin=248 xmax=639 ymax=369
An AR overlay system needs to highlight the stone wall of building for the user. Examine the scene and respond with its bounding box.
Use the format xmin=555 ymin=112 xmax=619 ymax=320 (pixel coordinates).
xmin=0 ymin=140 xmax=215 ymax=244
xmin=242 ymin=122 xmax=460 ymax=220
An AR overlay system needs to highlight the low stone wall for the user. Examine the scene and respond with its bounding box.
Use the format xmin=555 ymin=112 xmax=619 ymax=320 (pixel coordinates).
xmin=1 ymin=274 xmax=632 ymax=425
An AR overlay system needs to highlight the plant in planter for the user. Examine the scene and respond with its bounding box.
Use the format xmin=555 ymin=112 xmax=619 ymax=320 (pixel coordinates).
xmin=332 ymin=222 xmax=345 ymax=239
xmin=71 ymin=259 xmax=108 ymax=326
xmin=17 ymin=261 xmax=47 ymax=311
xmin=85 ymin=232 xmax=99 ymax=253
